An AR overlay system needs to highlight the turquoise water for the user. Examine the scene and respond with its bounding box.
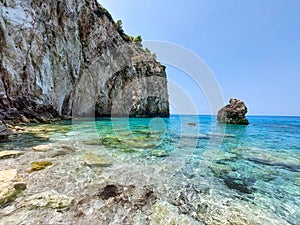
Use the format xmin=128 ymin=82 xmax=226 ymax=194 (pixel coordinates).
xmin=1 ymin=115 xmax=300 ymax=224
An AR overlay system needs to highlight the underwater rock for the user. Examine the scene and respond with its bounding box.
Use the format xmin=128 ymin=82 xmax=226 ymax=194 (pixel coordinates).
xmin=248 ymin=157 xmax=300 ymax=172
xmin=74 ymin=184 xmax=156 ymax=224
xmin=32 ymin=144 xmax=53 ymax=152
xmin=233 ymin=147 xmax=300 ymax=172
xmin=23 ymin=190 xmax=74 ymax=209
xmin=203 ymin=149 xmax=237 ymax=162
xmin=0 ymin=169 xmax=26 ymax=206
xmin=0 ymin=126 xmax=13 ymax=142
xmin=209 ymin=163 xmax=232 ymax=178
xmin=124 ymin=140 xmax=157 ymax=149
xmin=100 ymin=136 xmax=122 ymax=149
xmin=151 ymin=201 xmax=201 ymax=225
xmin=98 ymin=185 xmax=120 ymax=200
xmin=84 ymin=152 xmax=112 ymax=167
xmin=206 ymin=132 xmax=235 ymax=138
xmin=84 ymin=139 xmax=102 ymax=145
xmin=218 ymin=98 xmax=249 ymax=125
xmin=29 ymin=161 xmax=53 ymax=173
xmin=187 ymin=122 xmax=196 ymax=126
xmin=50 ymin=146 xmax=76 ymax=158
xmin=223 ymin=177 xmax=255 ymax=194
xmin=0 ymin=150 xmax=24 ymax=159
xmin=150 ymin=150 xmax=169 ymax=158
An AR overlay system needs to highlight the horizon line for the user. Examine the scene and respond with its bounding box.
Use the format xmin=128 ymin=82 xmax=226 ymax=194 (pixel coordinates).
xmin=170 ymin=113 xmax=300 ymax=117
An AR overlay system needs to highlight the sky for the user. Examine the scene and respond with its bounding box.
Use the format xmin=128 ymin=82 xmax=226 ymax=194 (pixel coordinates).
xmin=100 ymin=0 xmax=300 ymax=116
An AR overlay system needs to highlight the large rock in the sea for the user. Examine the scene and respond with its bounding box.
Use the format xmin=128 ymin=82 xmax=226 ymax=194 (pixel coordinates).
xmin=217 ymin=98 xmax=249 ymax=125
xmin=0 ymin=0 xmax=169 ymax=121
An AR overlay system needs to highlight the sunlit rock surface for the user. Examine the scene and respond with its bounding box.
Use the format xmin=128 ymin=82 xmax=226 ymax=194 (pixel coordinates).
xmin=218 ymin=98 xmax=249 ymax=125
xmin=0 ymin=0 xmax=169 ymax=122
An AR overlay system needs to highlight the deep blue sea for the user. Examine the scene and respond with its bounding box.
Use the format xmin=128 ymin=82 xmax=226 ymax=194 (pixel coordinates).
xmin=1 ymin=115 xmax=300 ymax=224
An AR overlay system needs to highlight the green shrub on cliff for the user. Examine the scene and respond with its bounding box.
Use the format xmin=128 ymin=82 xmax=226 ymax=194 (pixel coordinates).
xmin=116 ymin=20 xmax=123 ymax=32
xmin=134 ymin=35 xmax=142 ymax=43
xmin=129 ymin=36 xmax=135 ymax=41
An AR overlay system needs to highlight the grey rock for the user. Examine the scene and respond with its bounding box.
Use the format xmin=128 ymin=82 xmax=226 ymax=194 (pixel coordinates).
xmin=0 ymin=0 xmax=169 ymax=122
xmin=23 ymin=190 xmax=74 ymax=209
xmin=217 ymin=98 xmax=249 ymax=125
xmin=0 ymin=126 xmax=13 ymax=142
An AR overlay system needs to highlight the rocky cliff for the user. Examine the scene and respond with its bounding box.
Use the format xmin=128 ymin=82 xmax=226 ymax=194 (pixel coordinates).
xmin=0 ymin=0 xmax=169 ymax=123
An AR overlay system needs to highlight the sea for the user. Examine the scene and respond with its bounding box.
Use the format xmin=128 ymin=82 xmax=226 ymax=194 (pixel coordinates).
xmin=1 ymin=115 xmax=299 ymax=224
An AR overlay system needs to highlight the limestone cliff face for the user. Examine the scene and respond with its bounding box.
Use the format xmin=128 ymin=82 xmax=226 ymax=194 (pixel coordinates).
xmin=0 ymin=0 xmax=169 ymax=122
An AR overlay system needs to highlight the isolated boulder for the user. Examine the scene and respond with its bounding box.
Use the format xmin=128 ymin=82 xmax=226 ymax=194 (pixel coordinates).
xmin=218 ymin=98 xmax=249 ymax=125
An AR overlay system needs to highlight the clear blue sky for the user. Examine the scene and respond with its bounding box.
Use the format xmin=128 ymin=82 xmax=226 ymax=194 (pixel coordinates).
xmin=100 ymin=0 xmax=300 ymax=116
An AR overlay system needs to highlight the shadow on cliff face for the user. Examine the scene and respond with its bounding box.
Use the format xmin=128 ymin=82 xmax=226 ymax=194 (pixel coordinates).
xmin=129 ymin=96 xmax=169 ymax=118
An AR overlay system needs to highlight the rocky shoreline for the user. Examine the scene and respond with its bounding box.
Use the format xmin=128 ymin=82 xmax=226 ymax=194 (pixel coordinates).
xmin=0 ymin=122 xmax=291 ymax=225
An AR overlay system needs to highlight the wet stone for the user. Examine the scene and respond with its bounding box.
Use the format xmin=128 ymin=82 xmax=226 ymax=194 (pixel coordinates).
xmin=0 ymin=169 xmax=26 ymax=206
xmin=29 ymin=161 xmax=53 ymax=173
xmin=150 ymin=150 xmax=169 ymax=158
xmin=0 ymin=150 xmax=24 ymax=159
xmin=32 ymin=144 xmax=53 ymax=152
xmin=23 ymin=190 xmax=74 ymax=209
xmin=84 ymin=152 xmax=112 ymax=167
xmin=98 ymin=185 xmax=119 ymax=200
xmin=223 ymin=177 xmax=255 ymax=194
xmin=151 ymin=201 xmax=201 ymax=225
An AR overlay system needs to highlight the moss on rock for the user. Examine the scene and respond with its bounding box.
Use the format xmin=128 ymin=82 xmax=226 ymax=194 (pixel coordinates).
xmin=29 ymin=161 xmax=53 ymax=172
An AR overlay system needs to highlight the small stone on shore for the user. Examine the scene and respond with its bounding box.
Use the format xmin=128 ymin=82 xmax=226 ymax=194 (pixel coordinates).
xmin=32 ymin=144 xmax=53 ymax=152
xmin=29 ymin=161 xmax=53 ymax=173
xmin=0 ymin=150 xmax=24 ymax=159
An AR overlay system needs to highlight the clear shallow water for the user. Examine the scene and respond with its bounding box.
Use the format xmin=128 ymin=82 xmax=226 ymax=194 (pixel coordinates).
xmin=1 ymin=115 xmax=300 ymax=224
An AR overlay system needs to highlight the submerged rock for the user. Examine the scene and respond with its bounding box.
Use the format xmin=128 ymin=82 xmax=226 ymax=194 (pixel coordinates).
xmin=98 ymin=184 xmax=120 ymax=200
xmin=151 ymin=201 xmax=201 ymax=225
xmin=84 ymin=152 xmax=112 ymax=167
xmin=223 ymin=177 xmax=255 ymax=194
xmin=0 ymin=169 xmax=26 ymax=206
xmin=0 ymin=150 xmax=24 ymax=159
xmin=218 ymin=98 xmax=249 ymax=125
xmin=209 ymin=163 xmax=232 ymax=178
xmin=150 ymin=150 xmax=169 ymax=158
xmin=29 ymin=161 xmax=53 ymax=173
xmin=84 ymin=139 xmax=102 ymax=145
xmin=23 ymin=190 xmax=74 ymax=209
xmin=32 ymin=144 xmax=53 ymax=152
